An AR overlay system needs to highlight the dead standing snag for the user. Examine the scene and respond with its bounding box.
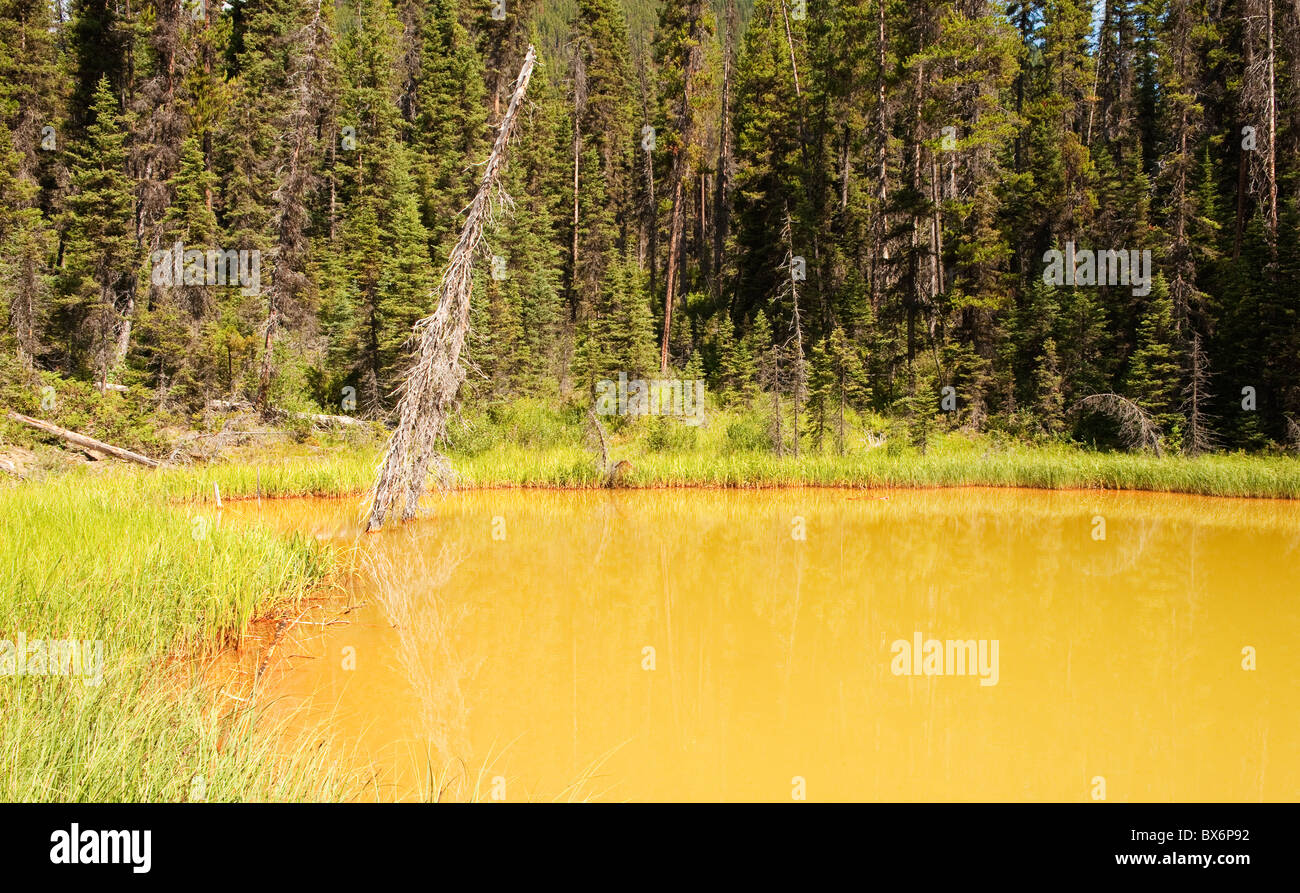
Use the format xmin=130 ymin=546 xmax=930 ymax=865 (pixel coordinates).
xmin=365 ymin=47 xmax=537 ymax=532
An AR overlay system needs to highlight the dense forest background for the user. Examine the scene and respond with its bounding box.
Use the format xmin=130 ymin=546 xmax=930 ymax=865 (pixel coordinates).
xmin=1 ymin=0 xmax=1298 ymax=454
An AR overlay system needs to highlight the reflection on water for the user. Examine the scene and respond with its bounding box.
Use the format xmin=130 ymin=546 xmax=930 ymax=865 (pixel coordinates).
xmin=226 ymin=488 xmax=1300 ymax=802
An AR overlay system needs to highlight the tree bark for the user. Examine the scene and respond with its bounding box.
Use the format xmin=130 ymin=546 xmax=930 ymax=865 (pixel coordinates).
xmin=7 ymin=412 xmax=160 ymax=467
xmin=660 ymin=178 xmax=685 ymax=373
xmin=366 ymin=47 xmax=537 ymax=531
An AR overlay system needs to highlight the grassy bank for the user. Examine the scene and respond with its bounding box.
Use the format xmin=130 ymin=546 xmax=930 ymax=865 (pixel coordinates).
xmin=451 ymin=441 xmax=1300 ymax=498
xmin=110 ymin=415 xmax=1300 ymax=502
xmin=9 ymin=397 xmax=1300 ymax=500
xmin=0 ymin=473 xmax=354 ymax=801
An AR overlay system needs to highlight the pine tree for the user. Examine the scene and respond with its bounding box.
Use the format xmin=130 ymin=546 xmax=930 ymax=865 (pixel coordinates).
xmin=1124 ymin=276 xmax=1183 ymax=444
xmin=376 ymin=143 xmax=437 ymax=396
xmin=56 ymin=76 xmax=139 ymax=385
xmin=806 ymin=325 xmax=869 ymax=453
xmin=906 ymin=3 xmax=1020 ymax=426
xmin=484 ymin=42 xmax=568 ymax=397
xmin=573 ymin=256 xmax=658 ymax=393
xmin=0 ymin=122 xmax=47 ymax=367
xmin=651 ymin=0 xmax=719 ymax=371
xmin=569 ymin=0 xmax=638 ymax=322
xmin=411 ymin=0 xmax=488 ymax=266
xmin=711 ymin=311 xmax=756 ymax=404
xmin=130 ymin=134 xmax=222 ymax=405
xmin=221 ymin=0 xmax=335 ymax=409
xmin=331 ymin=0 xmax=433 ymax=412
xmin=729 ymin=0 xmax=806 ymax=328
xmin=0 ymin=0 xmax=62 ymax=368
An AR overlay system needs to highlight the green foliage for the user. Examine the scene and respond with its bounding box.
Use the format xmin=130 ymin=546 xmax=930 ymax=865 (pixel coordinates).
xmin=55 ymin=76 xmax=140 ymax=382
xmin=1124 ymin=276 xmax=1184 ymax=446
xmin=5 ymin=0 xmax=1300 ymax=457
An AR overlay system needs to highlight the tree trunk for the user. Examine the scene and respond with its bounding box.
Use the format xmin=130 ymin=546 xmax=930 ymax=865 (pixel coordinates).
xmin=660 ymin=178 xmax=685 ymax=374
xmin=7 ymin=412 xmax=160 ymax=467
xmin=1265 ymin=0 xmax=1278 ymax=250
xmin=366 ymin=47 xmax=537 ymax=531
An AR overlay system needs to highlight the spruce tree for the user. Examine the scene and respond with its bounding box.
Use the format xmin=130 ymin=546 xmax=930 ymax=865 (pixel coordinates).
xmin=1124 ymin=276 xmax=1184 ymax=444
xmin=56 ymin=76 xmax=139 ymax=385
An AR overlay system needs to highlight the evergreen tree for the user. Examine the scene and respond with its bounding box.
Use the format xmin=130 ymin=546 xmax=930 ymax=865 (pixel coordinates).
xmin=411 ymin=0 xmax=488 ymax=266
xmin=56 ymin=76 xmax=139 ymax=385
xmin=573 ymin=256 xmax=658 ymax=392
xmin=569 ymin=0 xmax=638 ymax=322
xmin=1124 ymin=276 xmax=1183 ymax=444
xmin=806 ymin=325 xmax=870 ymax=453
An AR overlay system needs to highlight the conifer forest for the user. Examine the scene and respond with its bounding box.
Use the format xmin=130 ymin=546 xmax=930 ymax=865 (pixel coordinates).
xmin=2 ymin=0 xmax=1299 ymax=454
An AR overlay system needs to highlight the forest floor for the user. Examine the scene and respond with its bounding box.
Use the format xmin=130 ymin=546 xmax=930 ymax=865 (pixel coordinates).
xmin=4 ymin=405 xmax=1300 ymax=801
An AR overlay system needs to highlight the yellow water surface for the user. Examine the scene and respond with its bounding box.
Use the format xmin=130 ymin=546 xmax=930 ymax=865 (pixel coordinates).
xmin=226 ymin=488 xmax=1300 ymax=802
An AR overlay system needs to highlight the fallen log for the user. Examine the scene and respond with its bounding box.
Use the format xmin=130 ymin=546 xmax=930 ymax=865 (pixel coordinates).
xmin=5 ymin=411 xmax=160 ymax=468
xmin=207 ymin=399 xmax=254 ymax=413
xmin=205 ymin=399 xmax=359 ymax=428
xmin=296 ymin=411 xmax=361 ymax=428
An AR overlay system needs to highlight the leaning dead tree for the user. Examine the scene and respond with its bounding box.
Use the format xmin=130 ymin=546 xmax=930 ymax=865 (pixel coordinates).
xmin=585 ymin=405 xmax=632 ymax=485
xmin=1070 ymin=394 xmax=1165 ymax=456
xmin=365 ymin=47 xmax=537 ymax=531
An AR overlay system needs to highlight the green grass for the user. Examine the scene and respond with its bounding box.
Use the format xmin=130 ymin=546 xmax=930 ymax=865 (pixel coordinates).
xmin=0 ymin=472 xmax=356 ymax=801
xmin=89 ymin=417 xmax=1300 ymax=503
xmin=451 ymin=439 xmax=1300 ymax=499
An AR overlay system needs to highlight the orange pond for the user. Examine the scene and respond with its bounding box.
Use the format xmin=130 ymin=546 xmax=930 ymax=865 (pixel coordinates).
xmin=223 ymin=488 xmax=1300 ymax=802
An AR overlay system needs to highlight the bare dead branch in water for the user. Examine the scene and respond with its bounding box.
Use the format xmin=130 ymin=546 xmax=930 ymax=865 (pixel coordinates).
xmin=365 ymin=47 xmax=537 ymax=531
xmin=583 ymin=407 xmax=631 ymax=486
xmin=1070 ymin=393 xmax=1165 ymax=455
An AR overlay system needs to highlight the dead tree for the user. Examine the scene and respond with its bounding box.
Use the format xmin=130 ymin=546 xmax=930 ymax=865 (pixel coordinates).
xmin=6 ymin=412 xmax=160 ymax=467
xmin=1071 ymin=393 xmax=1165 ymax=456
xmin=365 ymin=47 xmax=537 ymax=531
xmin=1182 ymin=333 xmax=1217 ymax=455
xmin=777 ymin=210 xmax=807 ymax=457
xmin=1285 ymin=415 xmax=1300 ymax=453
xmin=586 ymin=405 xmax=631 ymax=485
xmin=1238 ymin=0 xmax=1280 ymax=258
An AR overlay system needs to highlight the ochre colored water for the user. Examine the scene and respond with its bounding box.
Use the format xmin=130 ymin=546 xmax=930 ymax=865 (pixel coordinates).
xmin=225 ymin=488 xmax=1300 ymax=802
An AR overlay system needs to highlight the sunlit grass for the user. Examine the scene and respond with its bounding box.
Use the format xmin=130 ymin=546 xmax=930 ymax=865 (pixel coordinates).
xmin=2 ymin=662 xmax=359 ymax=802
xmin=0 ymin=472 xmax=352 ymax=801
xmin=454 ymin=439 xmax=1300 ymax=499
